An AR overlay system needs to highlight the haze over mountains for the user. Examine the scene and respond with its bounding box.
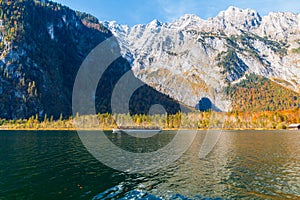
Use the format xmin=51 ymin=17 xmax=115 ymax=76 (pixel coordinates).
xmin=103 ymin=6 xmax=300 ymax=111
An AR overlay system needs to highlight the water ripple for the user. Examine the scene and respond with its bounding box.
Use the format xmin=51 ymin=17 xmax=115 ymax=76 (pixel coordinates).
xmin=0 ymin=130 xmax=299 ymax=199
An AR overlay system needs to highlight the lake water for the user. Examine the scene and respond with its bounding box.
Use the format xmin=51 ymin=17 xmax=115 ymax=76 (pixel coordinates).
xmin=0 ymin=130 xmax=299 ymax=199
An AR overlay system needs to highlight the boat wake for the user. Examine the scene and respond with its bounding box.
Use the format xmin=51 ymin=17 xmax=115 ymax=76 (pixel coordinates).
xmin=92 ymin=184 xmax=223 ymax=200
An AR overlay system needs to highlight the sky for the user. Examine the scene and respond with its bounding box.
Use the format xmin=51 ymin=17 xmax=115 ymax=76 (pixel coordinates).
xmin=53 ymin=0 xmax=300 ymax=26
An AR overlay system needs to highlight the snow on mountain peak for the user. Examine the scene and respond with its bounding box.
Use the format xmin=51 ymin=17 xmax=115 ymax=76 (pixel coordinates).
xmin=216 ymin=6 xmax=262 ymax=30
xmin=222 ymin=6 xmax=259 ymax=16
xmin=178 ymin=14 xmax=202 ymax=21
xmin=147 ymin=19 xmax=162 ymax=28
xmin=169 ymin=14 xmax=204 ymax=30
xmin=101 ymin=20 xmax=130 ymax=36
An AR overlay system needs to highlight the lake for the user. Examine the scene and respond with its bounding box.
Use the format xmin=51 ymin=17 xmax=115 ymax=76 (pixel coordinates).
xmin=0 ymin=130 xmax=299 ymax=199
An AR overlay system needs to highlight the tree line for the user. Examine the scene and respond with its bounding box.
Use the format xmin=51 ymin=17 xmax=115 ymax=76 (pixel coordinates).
xmin=1 ymin=108 xmax=299 ymax=130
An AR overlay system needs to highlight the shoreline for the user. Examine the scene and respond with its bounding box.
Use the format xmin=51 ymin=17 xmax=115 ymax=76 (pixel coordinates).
xmin=0 ymin=127 xmax=287 ymax=131
xmin=0 ymin=109 xmax=297 ymax=132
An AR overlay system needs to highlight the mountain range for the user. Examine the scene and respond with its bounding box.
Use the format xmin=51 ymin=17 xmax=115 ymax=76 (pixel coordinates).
xmin=0 ymin=1 xmax=299 ymax=119
xmin=0 ymin=0 xmax=182 ymax=119
xmin=103 ymin=6 xmax=300 ymax=111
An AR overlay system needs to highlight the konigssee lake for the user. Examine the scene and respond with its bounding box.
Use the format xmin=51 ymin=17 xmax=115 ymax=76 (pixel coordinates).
xmin=0 ymin=130 xmax=299 ymax=199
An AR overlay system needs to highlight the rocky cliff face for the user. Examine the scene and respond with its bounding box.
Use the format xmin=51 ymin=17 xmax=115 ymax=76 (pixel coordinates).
xmin=1 ymin=2 xmax=299 ymax=119
xmin=0 ymin=0 xmax=183 ymax=119
xmin=0 ymin=0 xmax=115 ymax=119
xmin=103 ymin=7 xmax=300 ymax=110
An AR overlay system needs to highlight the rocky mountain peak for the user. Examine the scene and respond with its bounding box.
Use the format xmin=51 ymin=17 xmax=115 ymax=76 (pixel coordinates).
xmin=104 ymin=7 xmax=300 ymax=110
xmin=222 ymin=6 xmax=259 ymax=16
xmin=0 ymin=0 xmax=184 ymax=119
xmin=215 ymin=6 xmax=262 ymax=32
xmin=256 ymin=11 xmax=299 ymax=40
xmin=147 ymin=19 xmax=162 ymax=29
xmin=101 ymin=20 xmax=130 ymax=36
xmin=169 ymin=14 xmax=204 ymax=30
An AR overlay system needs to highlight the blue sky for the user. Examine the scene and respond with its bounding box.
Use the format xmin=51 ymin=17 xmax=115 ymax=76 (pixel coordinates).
xmin=53 ymin=0 xmax=300 ymax=26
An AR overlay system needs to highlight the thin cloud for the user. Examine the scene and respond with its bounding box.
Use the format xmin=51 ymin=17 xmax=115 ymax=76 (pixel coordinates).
xmin=263 ymin=0 xmax=300 ymax=14
xmin=156 ymin=0 xmax=201 ymax=22
xmin=156 ymin=0 xmax=299 ymax=23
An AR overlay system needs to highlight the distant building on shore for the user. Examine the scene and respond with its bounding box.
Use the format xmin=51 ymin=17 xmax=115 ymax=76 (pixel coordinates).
xmin=288 ymin=124 xmax=300 ymax=130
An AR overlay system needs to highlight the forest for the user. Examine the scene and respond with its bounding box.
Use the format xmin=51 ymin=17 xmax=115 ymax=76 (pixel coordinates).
xmin=0 ymin=108 xmax=299 ymax=130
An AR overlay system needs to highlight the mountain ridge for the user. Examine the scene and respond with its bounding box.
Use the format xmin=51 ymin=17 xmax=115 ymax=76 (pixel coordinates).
xmin=102 ymin=6 xmax=299 ymax=36
xmin=0 ymin=1 xmax=299 ymax=119
xmin=103 ymin=7 xmax=300 ymax=111
xmin=0 ymin=0 xmax=184 ymax=119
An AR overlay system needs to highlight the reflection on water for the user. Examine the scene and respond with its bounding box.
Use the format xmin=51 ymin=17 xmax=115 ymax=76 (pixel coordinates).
xmin=0 ymin=130 xmax=299 ymax=199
